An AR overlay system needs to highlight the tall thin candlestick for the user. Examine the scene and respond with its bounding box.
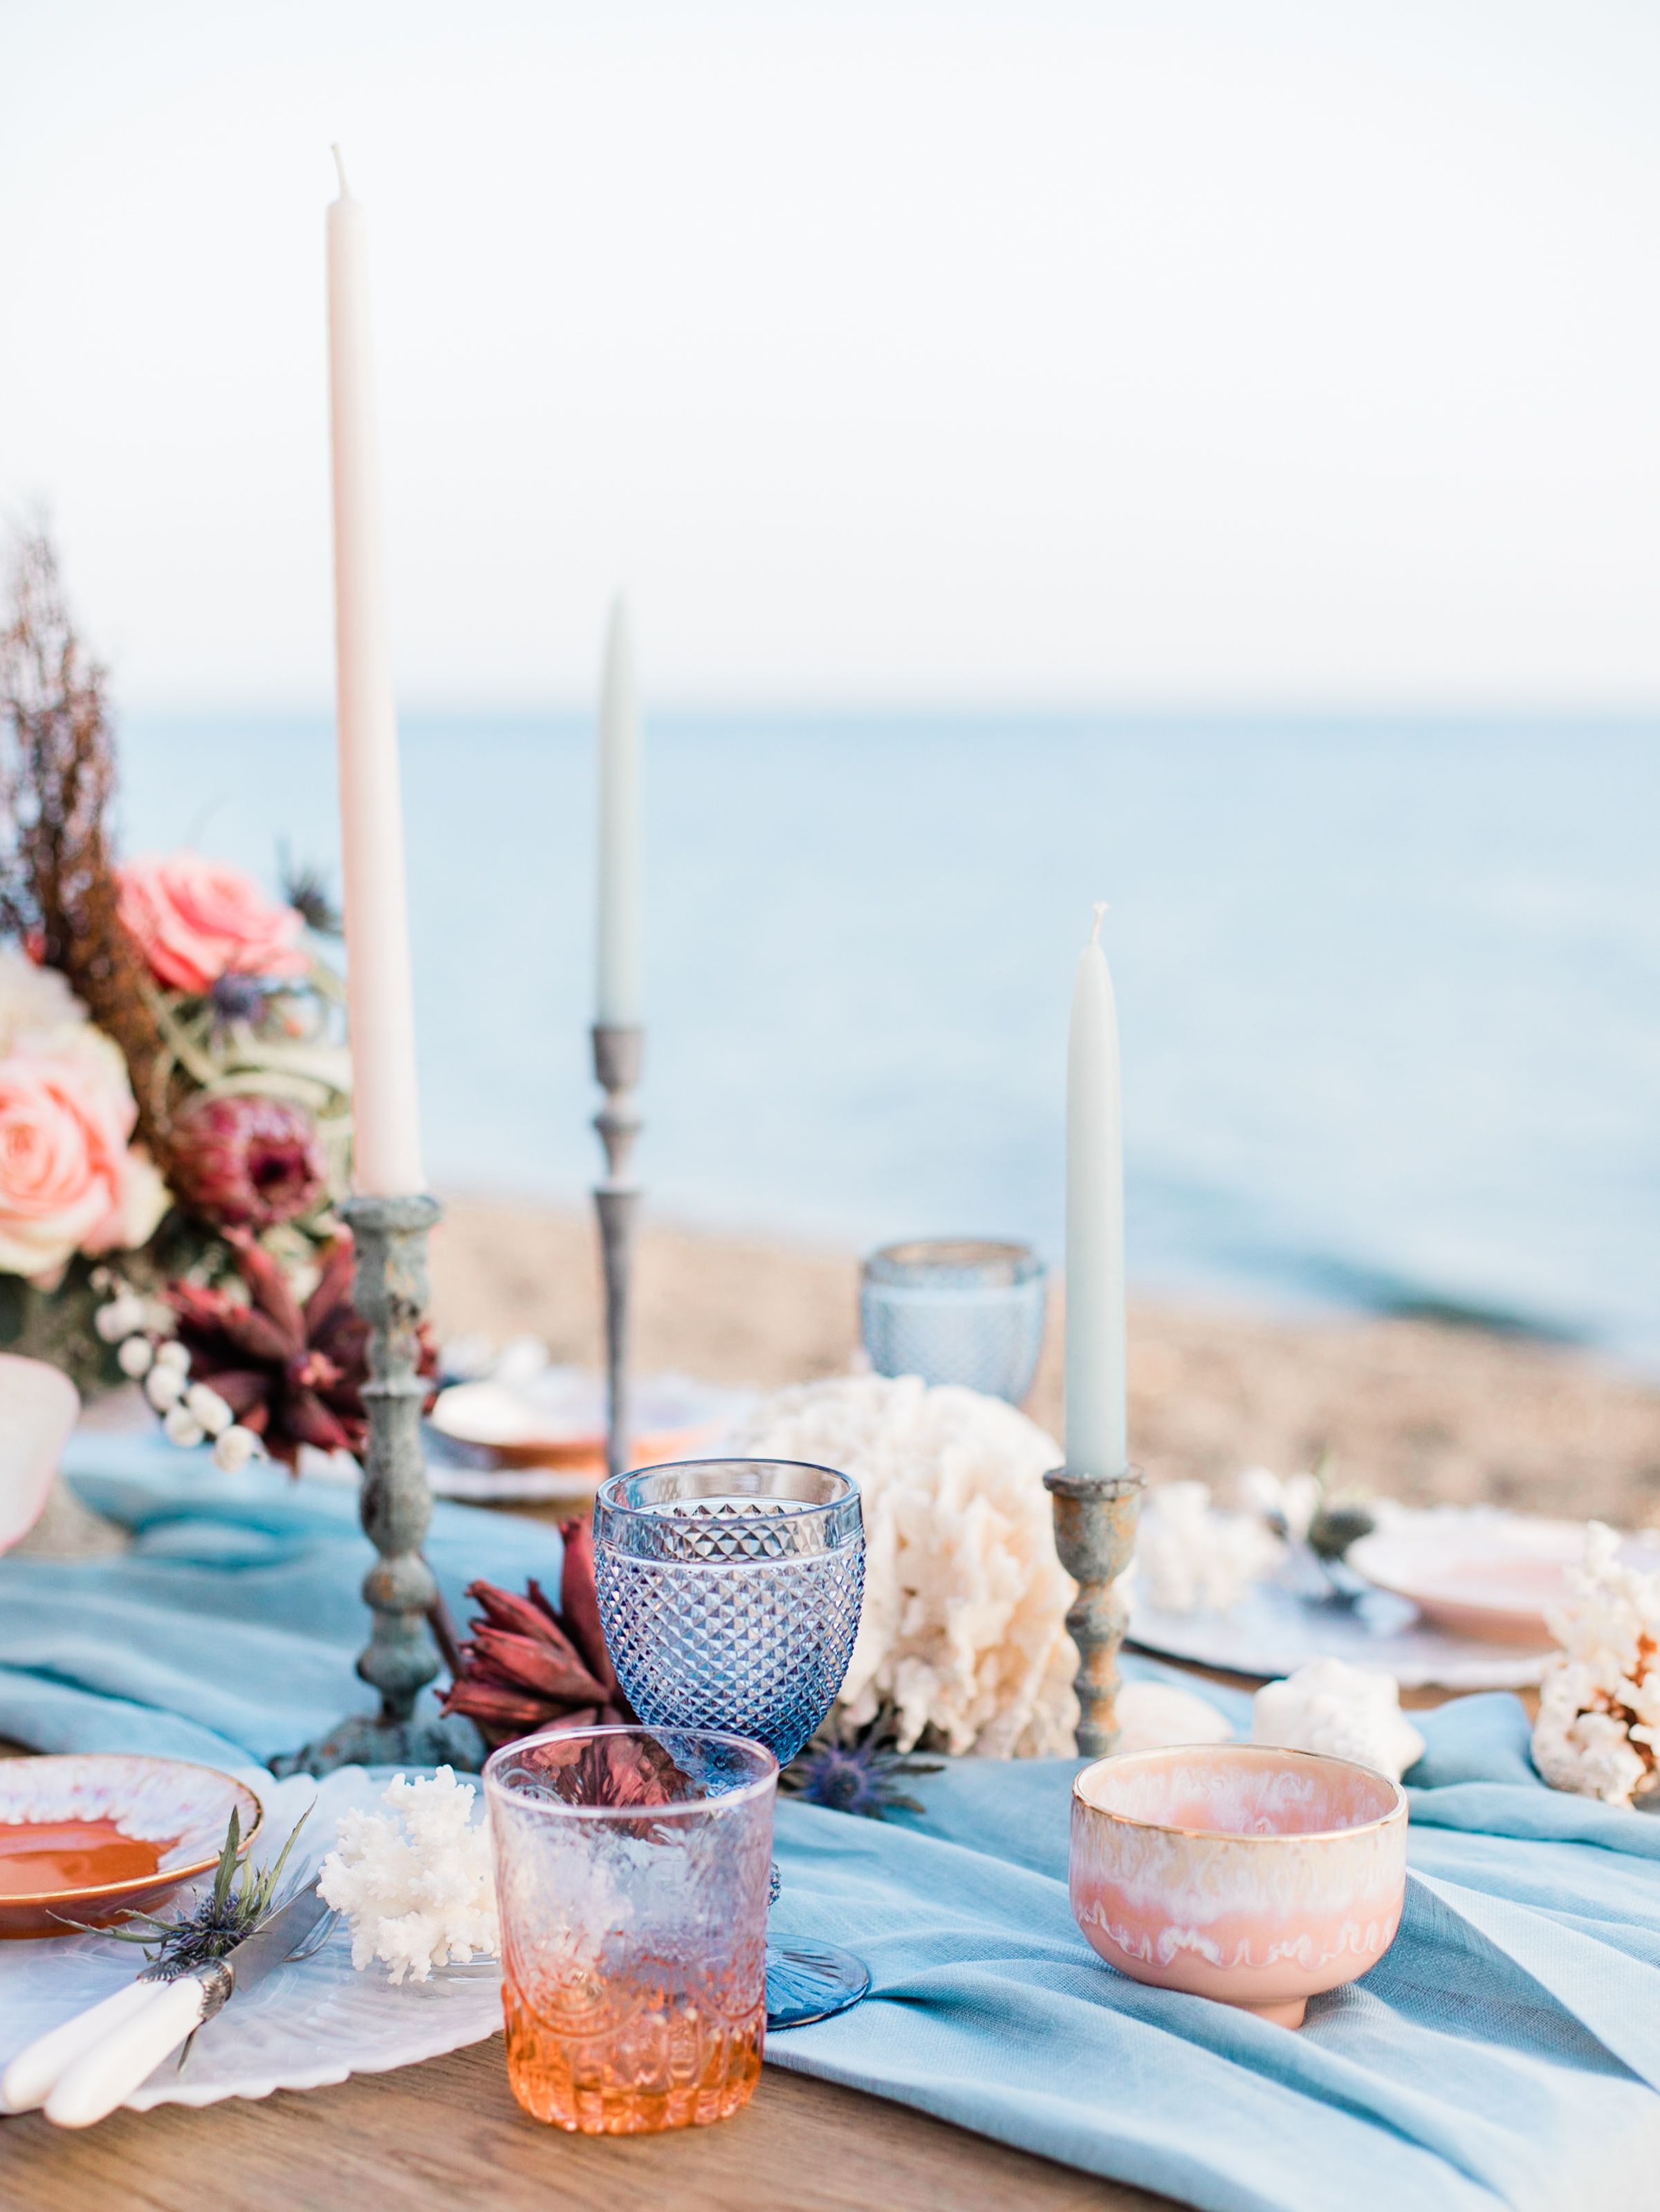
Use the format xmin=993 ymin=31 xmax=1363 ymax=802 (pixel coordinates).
xmin=326 ymin=147 xmax=425 ymax=1198
xmin=282 ymin=155 xmax=470 ymax=1775
xmin=596 ymin=595 xmax=643 ymax=1029
xmin=1047 ymin=900 xmax=1139 ymax=1759
xmin=1064 ymin=902 xmax=1126 ymax=1475
xmin=592 ymin=597 xmax=645 ymax=1480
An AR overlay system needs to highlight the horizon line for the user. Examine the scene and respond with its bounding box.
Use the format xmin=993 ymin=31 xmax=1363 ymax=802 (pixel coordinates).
xmin=116 ymin=696 xmax=1660 ymax=727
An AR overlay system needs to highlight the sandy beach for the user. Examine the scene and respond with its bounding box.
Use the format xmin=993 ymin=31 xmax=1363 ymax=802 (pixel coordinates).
xmin=432 ymin=1195 xmax=1660 ymax=1530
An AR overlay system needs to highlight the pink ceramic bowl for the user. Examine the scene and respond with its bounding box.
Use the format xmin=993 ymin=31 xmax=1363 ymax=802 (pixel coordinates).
xmin=1070 ymin=1742 xmax=1407 ymax=2028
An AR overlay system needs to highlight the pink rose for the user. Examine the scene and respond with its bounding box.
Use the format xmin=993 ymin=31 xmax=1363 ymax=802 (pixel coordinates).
xmin=0 ymin=1031 xmax=168 ymax=1283
xmin=117 ymin=852 xmax=308 ymax=994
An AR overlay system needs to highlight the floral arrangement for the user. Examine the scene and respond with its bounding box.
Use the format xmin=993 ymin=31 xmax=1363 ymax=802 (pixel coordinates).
xmin=0 ymin=530 xmax=364 ymax=1464
xmin=726 ymin=1373 xmax=1078 ymax=1758
xmin=1532 ymin=1523 xmax=1660 ymax=1807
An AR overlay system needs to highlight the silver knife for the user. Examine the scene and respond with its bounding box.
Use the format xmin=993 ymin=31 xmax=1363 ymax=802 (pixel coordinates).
xmin=8 ymin=1888 xmax=335 ymax=2129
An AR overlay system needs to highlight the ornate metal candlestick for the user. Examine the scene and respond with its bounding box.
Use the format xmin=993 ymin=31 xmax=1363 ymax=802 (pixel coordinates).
xmin=1044 ymin=1465 xmax=1145 ymax=1758
xmin=593 ymin=1023 xmax=643 ymax=1480
xmin=276 ymin=1192 xmax=477 ymax=1776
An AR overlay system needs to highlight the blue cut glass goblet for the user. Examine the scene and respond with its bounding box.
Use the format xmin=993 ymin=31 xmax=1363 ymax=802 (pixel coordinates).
xmin=593 ymin=1458 xmax=867 ymax=2031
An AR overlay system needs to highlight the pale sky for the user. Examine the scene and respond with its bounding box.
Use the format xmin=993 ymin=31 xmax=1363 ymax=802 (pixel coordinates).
xmin=2 ymin=0 xmax=1656 ymax=710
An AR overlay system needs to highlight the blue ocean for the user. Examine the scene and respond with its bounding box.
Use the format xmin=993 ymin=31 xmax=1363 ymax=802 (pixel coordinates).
xmin=122 ymin=712 xmax=1660 ymax=1371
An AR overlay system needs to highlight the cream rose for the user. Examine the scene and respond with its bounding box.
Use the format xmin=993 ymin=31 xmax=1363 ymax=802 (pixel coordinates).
xmin=0 ymin=953 xmax=84 ymax=1058
xmin=118 ymin=851 xmax=307 ymax=994
xmin=0 ymin=1025 xmax=168 ymax=1283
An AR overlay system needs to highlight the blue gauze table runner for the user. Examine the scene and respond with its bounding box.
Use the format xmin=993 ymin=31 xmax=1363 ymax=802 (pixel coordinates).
xmin=1 ymin=1438 xmax=1657 ymax=2211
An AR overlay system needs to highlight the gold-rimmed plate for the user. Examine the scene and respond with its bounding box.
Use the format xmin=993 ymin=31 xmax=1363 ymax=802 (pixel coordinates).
xmin=1349 ymin=1512 xmax=1660 ymax=1646
xmin=0 ymin=1754 xmax=261 ymax=1940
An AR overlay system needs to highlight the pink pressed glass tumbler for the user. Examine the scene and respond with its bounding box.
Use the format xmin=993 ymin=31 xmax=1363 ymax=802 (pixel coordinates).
xmin=483 ymin=1725 xmax=777 ymax=2133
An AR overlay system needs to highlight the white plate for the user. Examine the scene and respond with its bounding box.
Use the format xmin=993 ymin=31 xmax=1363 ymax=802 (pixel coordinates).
xmin=0 ymin=1771 xmax=502 ymax=2110
xmin=1347 ymin=1510 xmax=1660 ymax=1646
xmin=1128 ymin=1571 xmax=1549 ymax=1690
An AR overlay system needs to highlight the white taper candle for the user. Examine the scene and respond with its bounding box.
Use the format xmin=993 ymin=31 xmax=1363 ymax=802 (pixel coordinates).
xmin=1064 ymin=902 xmax=1127 ymax=1474
xmin=326 ymin=149 xmax=425 ymax=1196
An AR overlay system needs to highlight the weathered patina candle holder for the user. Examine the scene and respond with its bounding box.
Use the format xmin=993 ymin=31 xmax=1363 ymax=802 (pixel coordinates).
xmin=1044 ymin=1465 xmax=1145 ymax=1757
xmin=593 ymin=1023 xmax=643 ymax=1481
xmin=276 ymin=1192 xmax=478 ymax=1776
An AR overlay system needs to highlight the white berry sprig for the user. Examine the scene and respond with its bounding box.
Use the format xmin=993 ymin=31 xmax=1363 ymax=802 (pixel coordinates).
xmin=92 ymin=1271 xmax=265 ymax=1474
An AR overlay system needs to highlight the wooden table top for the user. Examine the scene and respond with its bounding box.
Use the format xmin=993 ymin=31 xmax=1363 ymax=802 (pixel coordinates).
xmin=1 ymin=2035 xmax=1175 ymax=2212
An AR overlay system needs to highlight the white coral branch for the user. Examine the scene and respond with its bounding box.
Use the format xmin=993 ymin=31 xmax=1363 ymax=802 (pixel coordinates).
xmin=1531 ymin=1523 xmax=1660 ymax=1807
xmin=729 ymin=1375 xmax=1077 ymax=1756
xmin=316 ymin=1767 xmax=498 ymax=1982
xmin=1134 ymin=1480 xmax=1284 ymax=1616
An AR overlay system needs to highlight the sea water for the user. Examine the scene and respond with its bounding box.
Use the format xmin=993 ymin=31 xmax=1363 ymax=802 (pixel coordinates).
xmin=120 ymin=711 xmax=1660 ymax=1371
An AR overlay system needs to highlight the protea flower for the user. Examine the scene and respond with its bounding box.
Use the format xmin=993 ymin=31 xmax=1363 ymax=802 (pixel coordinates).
xmin=508 ymin=1727 xmax=690 ymax=1812
xmin=439 ymin=1519 xmax=633 ymax=1747
xmin=168 ymin=1093 xmax=327 ymax=1230
xmin=167 ymin=1229 xmax=436 ymax=1467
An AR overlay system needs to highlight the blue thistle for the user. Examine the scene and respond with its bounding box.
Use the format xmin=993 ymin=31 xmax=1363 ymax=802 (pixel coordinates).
xmin=210 ymin=971 xmax=273 ymax=1028
xmin=782 ymin=1716 xmax=942 ymax=1820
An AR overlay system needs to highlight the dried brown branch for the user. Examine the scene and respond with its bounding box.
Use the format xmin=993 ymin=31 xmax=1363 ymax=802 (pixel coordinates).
xmin=0 ymin=528 xmax=176 ymax=1161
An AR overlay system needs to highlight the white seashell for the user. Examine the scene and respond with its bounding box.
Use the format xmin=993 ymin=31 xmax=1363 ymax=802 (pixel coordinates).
xmin=1112 ymin=1680 xmax=1234 ymax=1756
xmin=116 ymin=1335 xmax=155 ymax=1380
xmin=1251 ymin=1658 xmax=1426 ymax=1782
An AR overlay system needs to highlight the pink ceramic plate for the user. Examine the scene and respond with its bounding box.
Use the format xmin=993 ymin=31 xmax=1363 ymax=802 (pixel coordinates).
xmin=0 ymin=1754 xmax=261 ymax=1940
xmin=1071 ymin=1743 xmax=1407 ymax=2028
xmin=1348 ymin=1512 xmax=1660 ymax=1646
xmin=429 ymin=1371 xmax=744 ymax=1480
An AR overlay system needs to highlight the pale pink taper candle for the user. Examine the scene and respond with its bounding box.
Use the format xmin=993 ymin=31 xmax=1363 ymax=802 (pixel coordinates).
xmin=1064 ymin=902 xmax=1126 ymax=1474
xmin=326 ymin=149 xmax=425 ymax=1197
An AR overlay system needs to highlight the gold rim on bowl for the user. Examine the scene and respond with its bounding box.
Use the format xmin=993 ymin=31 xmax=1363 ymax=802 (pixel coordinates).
xmin=0 ymin=1752 xmax=264 ymax=1911
xmin=1072 ymin=1741 xmax=1408 ymax=1845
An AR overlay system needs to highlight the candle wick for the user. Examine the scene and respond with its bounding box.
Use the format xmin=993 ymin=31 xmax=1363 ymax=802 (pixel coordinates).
xmin=1091 ymin=901 xmax=1108 ymax=945
xmin=331 ymin=144 xmax=350 ymax=198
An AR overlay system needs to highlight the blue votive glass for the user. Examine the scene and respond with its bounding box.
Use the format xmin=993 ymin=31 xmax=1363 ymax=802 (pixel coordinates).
xmin=860 ymin=1239 xmax=1047 ymax=1404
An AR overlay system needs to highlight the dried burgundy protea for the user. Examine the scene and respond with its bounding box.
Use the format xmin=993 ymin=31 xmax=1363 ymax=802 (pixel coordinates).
xmin=168 ymin=1093 xmax=328 ymax=1231
xmin=516 ymin=1728 xmax=692 ymax=1812
xmin=167 ymin=1229 xmax=436 ymax=1467
xmin=440 ymin=1518 xmax=633 ymax=1747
